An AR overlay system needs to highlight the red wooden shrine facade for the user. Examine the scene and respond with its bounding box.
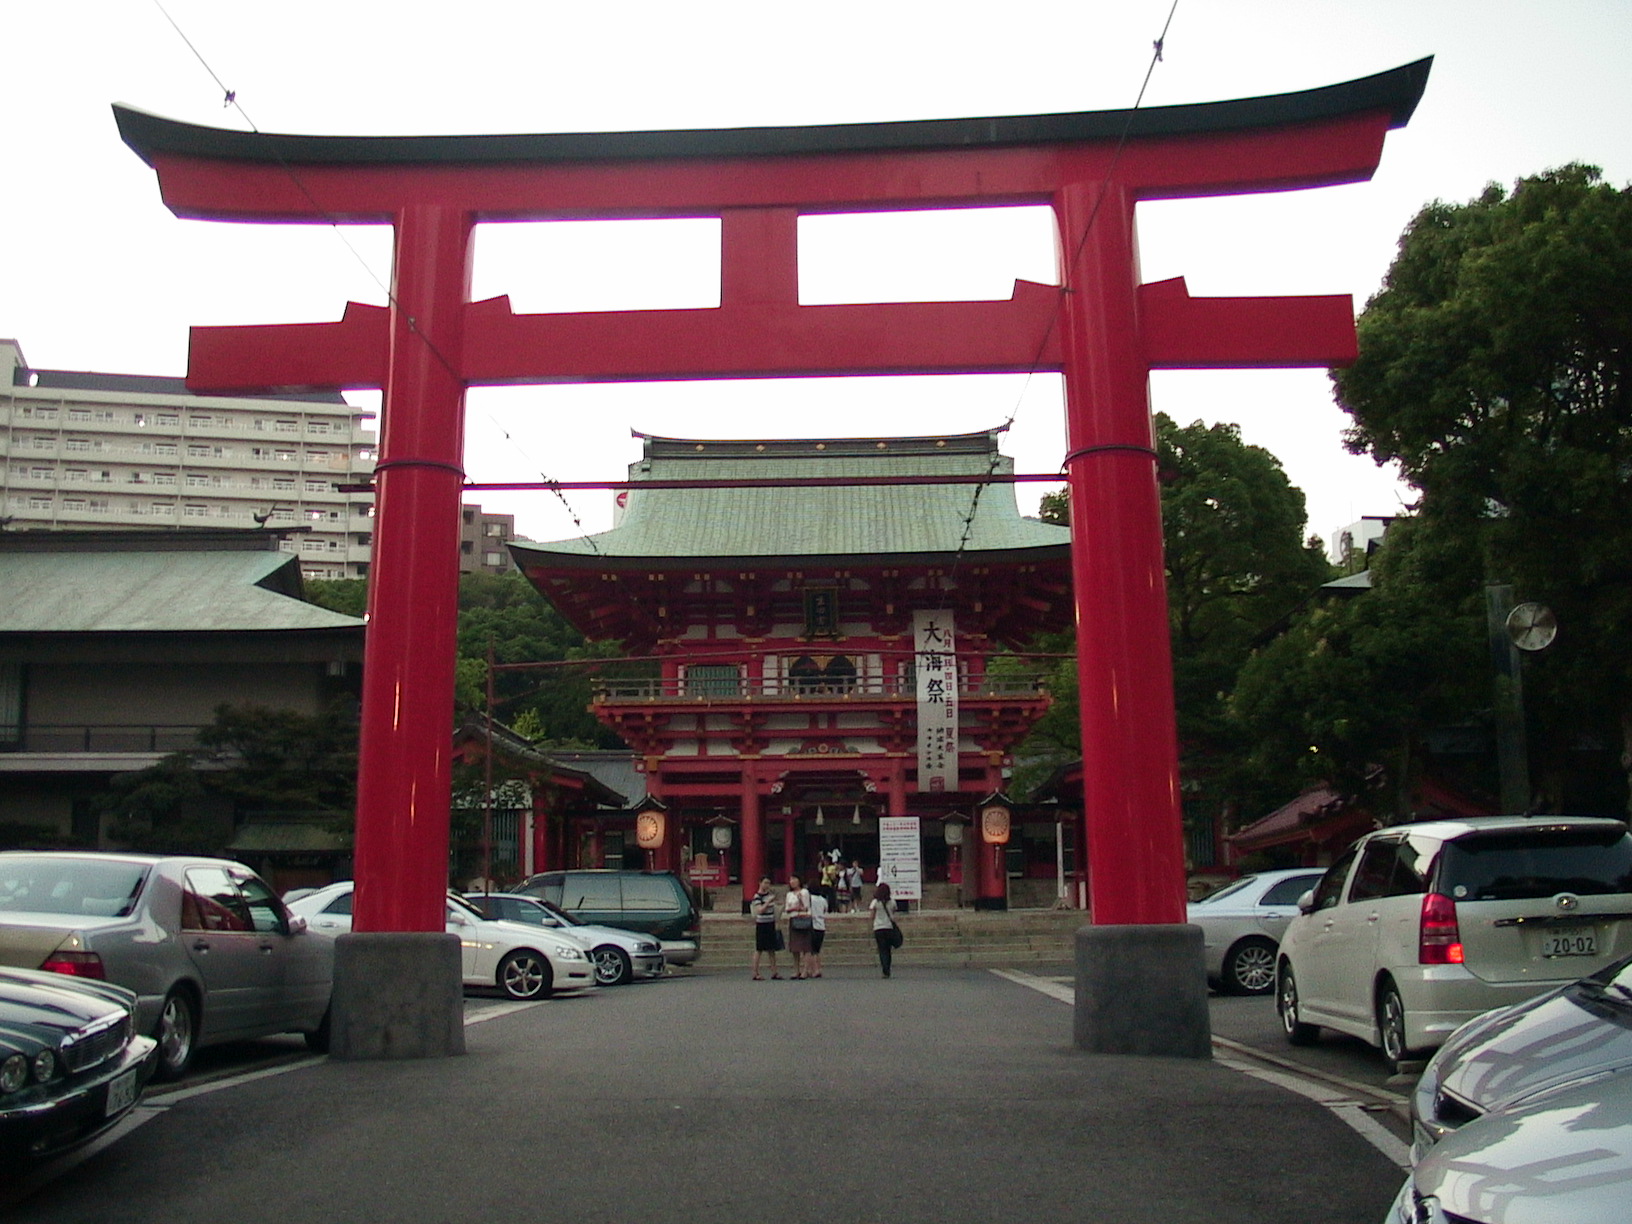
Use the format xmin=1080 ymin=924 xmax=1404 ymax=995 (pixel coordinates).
xmin=512 ymin=430 xmax=1073 ymax=906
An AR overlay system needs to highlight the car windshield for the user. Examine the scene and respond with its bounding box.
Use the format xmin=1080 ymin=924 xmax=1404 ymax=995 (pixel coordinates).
xmin=0 ymin=857 xmax=150 ymax=918
xmin=540 ymin=900 xmax=585 ymax=926
xmin=447 ymin=895 xmax=485 ymax=921
xmin=1194 ymin=877 xmax=1257 ymax=905
xmin=1440 ymin=828 xmax=1632 ymax=900
xmin=1571 ymin=954 xmax=1632 ymax=1014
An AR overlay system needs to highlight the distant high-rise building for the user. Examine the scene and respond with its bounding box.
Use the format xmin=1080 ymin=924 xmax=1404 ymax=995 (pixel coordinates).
xmin=460 ymin=503 xmax=519 ymax=574
xmin=1 ymin=339 xmax=377 ymax=579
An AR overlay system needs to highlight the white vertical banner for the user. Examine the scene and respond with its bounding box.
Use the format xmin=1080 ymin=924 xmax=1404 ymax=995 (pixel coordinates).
xmin=914 ymin=609 xmax=958 ymax=793
xmin=877 ymin=816 xmax=922 ymax=902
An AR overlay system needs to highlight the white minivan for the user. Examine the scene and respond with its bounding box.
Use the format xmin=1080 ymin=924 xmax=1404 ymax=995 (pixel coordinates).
xmin=1275 ymin=815 xmax=1632 ymax=1070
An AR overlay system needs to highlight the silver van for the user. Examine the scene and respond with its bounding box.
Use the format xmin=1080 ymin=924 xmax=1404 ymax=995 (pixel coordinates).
xmin=1275 ymin=816 xmax=1632 ymax=1070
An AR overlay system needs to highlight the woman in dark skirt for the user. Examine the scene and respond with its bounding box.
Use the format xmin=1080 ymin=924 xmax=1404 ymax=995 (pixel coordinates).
xmin=750 ymin=876 xmax=782 ymax=979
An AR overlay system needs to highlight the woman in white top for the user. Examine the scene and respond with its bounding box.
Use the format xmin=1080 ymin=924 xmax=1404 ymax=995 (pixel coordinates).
xmin=868 ymin=881 xmax=898 ymax=978
xmin=783 ymin=874 xmax=815 ymax=979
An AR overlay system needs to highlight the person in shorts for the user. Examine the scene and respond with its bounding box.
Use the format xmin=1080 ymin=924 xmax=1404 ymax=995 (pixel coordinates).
xmin=750 ymin=877 xmax=782 ymax=979
xmin=807 ymin=887 xmax=829 ymax=977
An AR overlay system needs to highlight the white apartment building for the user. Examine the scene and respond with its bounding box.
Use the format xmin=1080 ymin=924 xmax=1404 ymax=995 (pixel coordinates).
xmin=1 ymin=340 xmax=377 ymax=580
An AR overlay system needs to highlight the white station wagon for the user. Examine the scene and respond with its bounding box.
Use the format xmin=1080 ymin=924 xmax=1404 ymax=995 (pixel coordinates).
xmin=1276 ymin=815 xmax=1632 ymax=1070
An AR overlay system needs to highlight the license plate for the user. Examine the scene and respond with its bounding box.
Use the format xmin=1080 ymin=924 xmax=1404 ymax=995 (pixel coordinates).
xmin=104 ymin=1067 xmax=139 ymax=1119
xmin=1542 ymin=931 xmax=1597 ymax=957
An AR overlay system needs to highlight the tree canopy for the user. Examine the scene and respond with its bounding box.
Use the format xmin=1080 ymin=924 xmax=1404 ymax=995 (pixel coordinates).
xmin=1334 ymin=165 xmax=1632 ymax=813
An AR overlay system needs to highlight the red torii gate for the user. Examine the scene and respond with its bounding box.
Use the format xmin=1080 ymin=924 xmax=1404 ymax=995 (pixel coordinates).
xmin=118 ymin=58 xmax=1428 ymax=1056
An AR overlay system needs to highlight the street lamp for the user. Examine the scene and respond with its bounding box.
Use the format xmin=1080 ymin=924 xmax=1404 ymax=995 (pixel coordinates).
xmin=976 ymin=792 xmax=1013 ymax=911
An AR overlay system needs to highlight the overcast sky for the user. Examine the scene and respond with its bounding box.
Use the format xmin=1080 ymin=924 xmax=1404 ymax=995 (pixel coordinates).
xmin=3 ymin=1 xmax=1629 ymax=552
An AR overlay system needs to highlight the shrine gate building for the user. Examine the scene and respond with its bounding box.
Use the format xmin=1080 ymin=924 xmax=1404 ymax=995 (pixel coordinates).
xmin=511 ymin=428 xmax=1073 ymax=909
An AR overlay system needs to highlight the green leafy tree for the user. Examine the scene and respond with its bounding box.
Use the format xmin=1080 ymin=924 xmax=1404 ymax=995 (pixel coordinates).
xmin=1335 ymin=165 xmax=1632 ymax=813
xmin=1230 ymin=519 xmax=1488 ymax=820
xmin=1020 ymin=415 xmax=1332 ymax=824
xmin=99 ymin=702 xmax=358 ymax=854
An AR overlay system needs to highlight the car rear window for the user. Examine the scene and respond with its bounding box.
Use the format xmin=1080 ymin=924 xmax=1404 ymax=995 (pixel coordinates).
xmin=0 ymin=856 xmax=150 ymax=917
xmin=1440 ymin=828 xmax=1632 ymax=900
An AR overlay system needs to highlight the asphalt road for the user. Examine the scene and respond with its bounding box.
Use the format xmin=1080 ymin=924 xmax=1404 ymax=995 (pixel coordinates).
xmin=7 ymin=967 xmax=1410 ymax=1224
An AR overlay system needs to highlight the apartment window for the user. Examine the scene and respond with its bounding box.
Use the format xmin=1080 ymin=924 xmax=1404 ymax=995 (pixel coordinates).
xmin=274 ymin=420 xmax=299 ymax=434
xmin=62 ymin=498 xmax=86 ymax=511
xmin=307 ymin=450 xmax=330 ymax=463
xmin=29 ymin=467 xmax=52 ymax=479
xmin=152 ymin=503 xmax=174 ymax=517
xmin=273 ymin=477 xmax=295 ymax=491
xmin=305 ymin=479 xmax=328 ymax=493
xmin=187 ymin=445 xmax=211 ymax=457
xmin=183 ymin=504 xmax=209 ymax=518
xmin=87 ymin=498 xmax=109 ymax=511
xmin=279 ymin=540 xmax=297 ymax=554
xmin=188 ymin=416 xmax=213 ymax=429
xmin=484 ymin=551 xmax=505 ymax=567
xmin=27 ymin=496 xmax=52 ymax=510
xmin=68 ymin=408 xmax=91 ymax=422
xmin=153 ymin=443 xmax=177 ymax=456
xmin=301 ymin=539 xmax=327 ymax=554
xmin=307 ymin=420 xmax=331 ymax=434
xmin=186 ymin=473 xmax=211 ymax=487
xmin=23 ymin=406 xmax=56 ymax=420
xmin=92 ymin=471 xmax=112 ymax=483
xmin=307 ymin=509 xmax=326 ymax=521
xmin=157 ymin=413 xmax=179 ymax=427
xmin=94 ymin=410 xmax=115 ymax=422
xmin=34 ymin=436 xmax=58 ymax=449
xmin=151 ymin=472 xmax=176 ymax=486
xmin=63 ymin=469 xmax=87 ymax=482
xmin=270 ymin=509 xmax=296 ymax=523
xmin=485 ymin=523 xmax=507 ymax=537
xmin=275 ymin=450 xmax=296 ymax=462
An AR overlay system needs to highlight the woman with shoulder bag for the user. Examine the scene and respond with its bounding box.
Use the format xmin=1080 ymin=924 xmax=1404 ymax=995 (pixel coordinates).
xmin=869 ymin=881 xmax=901 ymax=978
xmin=784 ymin=874 xmax=814 ymax=979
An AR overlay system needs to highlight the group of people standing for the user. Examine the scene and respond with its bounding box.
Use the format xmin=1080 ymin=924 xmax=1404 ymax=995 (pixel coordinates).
xmin=750 ymin=872 xmax=901 ymax=979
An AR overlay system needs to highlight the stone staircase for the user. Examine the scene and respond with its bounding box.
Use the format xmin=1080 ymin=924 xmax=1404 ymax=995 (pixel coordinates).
xmin=695 ymin=907 xmax=1086 ymax=969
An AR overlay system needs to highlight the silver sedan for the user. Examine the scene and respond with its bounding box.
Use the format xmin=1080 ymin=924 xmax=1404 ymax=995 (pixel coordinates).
xmin=1188 ymin=868 xmax=1325 ymax=995
xmin=0 ymin=852 xmax=334 ymax=1080
xmin=468 ymin=893 xmax=665 ymax=986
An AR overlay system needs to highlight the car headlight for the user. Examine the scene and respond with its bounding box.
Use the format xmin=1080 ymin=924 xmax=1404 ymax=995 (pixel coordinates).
xmin=554 ymin=946 xmax=586 ymax=961
xmin=0 ymin=1054 xmax=29 ymax=1094
xmin=32 ymin=1049 xmax=56 ymax=1084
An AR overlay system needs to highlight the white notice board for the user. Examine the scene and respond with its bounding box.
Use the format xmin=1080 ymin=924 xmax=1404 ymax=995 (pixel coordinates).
xmin=877 ymin=816 xmax=922 ymax=901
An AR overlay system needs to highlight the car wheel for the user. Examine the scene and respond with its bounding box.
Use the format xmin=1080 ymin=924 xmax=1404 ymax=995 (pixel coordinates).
xmin=498 ymin=950 xmax=552 ymax=1001
xmin=592 ymin=946 xmax=633 ymax=986
xmin=1277 ymin=965 xmax=1320 ymax=1047
xmin=1377 ymin=982 xmax=1415 ymax=1070
xmin=304 ymin=1006 xmax=332 ymax=1054
xmin=1223 ymin=937 xmax=1278 ymax=995
xmin=154 ymin=988 xmax=199 ymax=1080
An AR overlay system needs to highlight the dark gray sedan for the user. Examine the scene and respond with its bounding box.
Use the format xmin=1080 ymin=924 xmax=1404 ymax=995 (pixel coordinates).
xmin=0 ymin=967 xmax=158 ymax=1167
xmin=0 ymin=853 xmax=333 ymax=1080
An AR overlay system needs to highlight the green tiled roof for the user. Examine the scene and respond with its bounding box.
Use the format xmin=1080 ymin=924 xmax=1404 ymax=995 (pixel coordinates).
xmin=0 ymin=549 xmax=364 ymax=633
xmin=518 ymin=430 xmax=1070 ymax=562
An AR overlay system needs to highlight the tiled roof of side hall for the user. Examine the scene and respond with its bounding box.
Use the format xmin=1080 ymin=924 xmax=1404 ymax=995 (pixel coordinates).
xmin=0 ymin=549 xmax=364 ymax=634
xmin=511 ymin=430 xmax=1070 ymax=564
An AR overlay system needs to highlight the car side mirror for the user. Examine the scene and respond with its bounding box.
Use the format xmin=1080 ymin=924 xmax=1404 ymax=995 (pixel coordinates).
xmin=287 ymin=914 xmax=308 ymax=935
xmin=1296 ymin=889 xmax=1315 ymax=915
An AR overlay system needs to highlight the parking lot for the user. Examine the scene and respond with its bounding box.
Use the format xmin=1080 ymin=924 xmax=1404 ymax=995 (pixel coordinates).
xmin=6 ymin=966 xmax=1407 ymax=1224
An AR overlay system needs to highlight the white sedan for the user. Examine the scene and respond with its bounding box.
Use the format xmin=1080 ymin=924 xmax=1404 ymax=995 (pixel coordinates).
xmin=287 ymin=883 xmax=595 ymax=1000
xmin=1187 ymin=868 xmax=1326 ymax=995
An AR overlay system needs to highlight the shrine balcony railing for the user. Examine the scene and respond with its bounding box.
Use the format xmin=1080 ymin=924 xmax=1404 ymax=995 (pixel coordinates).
xmin=593 ymin=675 xmax=1051 ymax=704
xmin=0 ymin=725 xmax=206 ymax=754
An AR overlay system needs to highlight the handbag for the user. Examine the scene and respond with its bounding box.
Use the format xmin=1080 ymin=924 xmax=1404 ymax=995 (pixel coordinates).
xmin=887 ymin=904 xmax=903 ymax=949
xmin=788 ymin=889 xmax=814 ymax=931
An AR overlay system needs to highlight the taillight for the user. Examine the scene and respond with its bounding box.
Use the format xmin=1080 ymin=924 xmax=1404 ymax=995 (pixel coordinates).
xmin=1419 ymin=893 xmax=1463 ymax=964
xmin=40 ymin=950 xmax=106 ymax=979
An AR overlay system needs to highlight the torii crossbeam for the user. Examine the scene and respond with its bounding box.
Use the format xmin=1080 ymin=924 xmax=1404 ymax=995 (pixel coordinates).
xmin=118 ymin=57 xmax=1429 ymax=1057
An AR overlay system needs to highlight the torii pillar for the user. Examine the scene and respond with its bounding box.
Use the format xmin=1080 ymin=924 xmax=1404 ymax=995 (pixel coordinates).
xmin=117 ymin=56 xmax=1429 ymax=1058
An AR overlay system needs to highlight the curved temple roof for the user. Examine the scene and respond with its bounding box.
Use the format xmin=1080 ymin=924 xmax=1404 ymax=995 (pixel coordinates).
xmin=115 ymin=59 xmax=1430 ymax=168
